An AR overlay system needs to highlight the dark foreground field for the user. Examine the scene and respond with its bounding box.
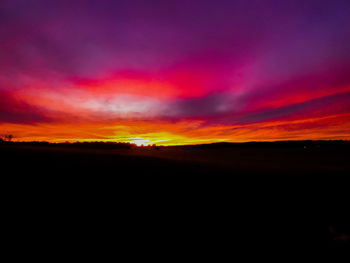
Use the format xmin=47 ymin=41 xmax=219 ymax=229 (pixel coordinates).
xmin=1 ymin=140 xmax=349 ymax=254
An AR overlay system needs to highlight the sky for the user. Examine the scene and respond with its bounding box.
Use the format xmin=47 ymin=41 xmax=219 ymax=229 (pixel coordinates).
xmin=1 ymin=0 xmax=350 ymax=145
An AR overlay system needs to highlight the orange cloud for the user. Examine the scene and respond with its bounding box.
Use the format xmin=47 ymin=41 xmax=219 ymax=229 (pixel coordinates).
xmin=1 ymin=113 xmax=349 ymax=145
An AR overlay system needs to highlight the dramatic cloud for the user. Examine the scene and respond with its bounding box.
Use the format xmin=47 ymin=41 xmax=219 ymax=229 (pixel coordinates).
xmin=1 ymin=0 xmax=350 ymax=144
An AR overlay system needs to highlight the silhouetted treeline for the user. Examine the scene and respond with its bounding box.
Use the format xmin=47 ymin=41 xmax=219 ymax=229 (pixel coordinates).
xmin=0 ymin=139 xmax=349 ymax=150
xmin=0 ymin=140 xmax=139 ymax=149
xmin=175 ymin=140 xmax=350 ymax=149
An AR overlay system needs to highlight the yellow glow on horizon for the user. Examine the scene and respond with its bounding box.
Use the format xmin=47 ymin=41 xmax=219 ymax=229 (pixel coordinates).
xmin=1 ymin=113 xmax=350 ymax=146
xmin=127 ymin=138 xmax=150 ymax=146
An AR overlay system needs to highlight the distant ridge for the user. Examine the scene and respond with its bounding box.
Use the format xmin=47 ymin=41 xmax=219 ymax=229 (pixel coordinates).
xmin=1 ymin=139 xmax=349 ymax=149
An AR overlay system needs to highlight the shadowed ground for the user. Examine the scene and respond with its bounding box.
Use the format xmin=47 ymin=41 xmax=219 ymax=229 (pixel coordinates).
xmin=1 ymin=140 xmax=349 ymax=252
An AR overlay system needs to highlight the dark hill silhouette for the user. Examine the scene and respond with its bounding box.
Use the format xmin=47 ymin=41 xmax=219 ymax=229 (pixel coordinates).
xmin=1 ymin=139 xmax=349 ymax=250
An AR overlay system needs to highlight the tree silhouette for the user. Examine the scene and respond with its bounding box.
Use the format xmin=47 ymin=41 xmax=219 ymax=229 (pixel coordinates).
xmin=1 ymin=134 xmax=14 ymax=142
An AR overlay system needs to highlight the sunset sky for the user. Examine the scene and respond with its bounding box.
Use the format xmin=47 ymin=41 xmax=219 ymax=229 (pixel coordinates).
xmin=1 ymin=0 xmax=350 ymax=145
